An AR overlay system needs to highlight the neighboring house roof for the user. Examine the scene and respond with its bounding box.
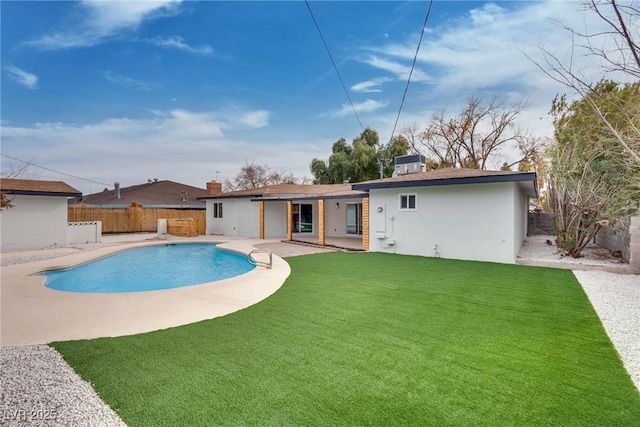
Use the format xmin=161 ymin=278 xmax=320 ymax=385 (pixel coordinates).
xmin=352 ymin=168 xmax=538 ymax=197
xmin=0 ymin=178 xmax=82 ymax=197
xmin=198 ymin=183 xmax=367 ymax=201
xmin=75 ymin=180 xmax=207 ymax=208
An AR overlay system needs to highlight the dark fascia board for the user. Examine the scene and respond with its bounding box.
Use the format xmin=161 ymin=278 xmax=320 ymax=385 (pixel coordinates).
xmin=352 ymin=173 xmax=537 ymax=192
xmin=6 ymin=189 xmax=82 ymax=198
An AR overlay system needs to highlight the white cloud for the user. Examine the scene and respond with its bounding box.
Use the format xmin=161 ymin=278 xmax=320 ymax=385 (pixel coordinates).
xmin=363 ymin=55 xmax=432 ymax=83
xmin=101 ymin=70 xmax=158 ymax=91
xmin=149 ymin=36 xmax=214 ymax=56
xmin=3 ymin=65 xmax=38 ymax=89
xmin=351 ymin=77 xmax=393 ymax=93
xmin=240 ymin=111 xmax=270 ymax=128
xmin=356 ymin=0 xmax=622 ymax=141
xmin=0 ymin=107 xmax=287 ymax=193
xmin=25 ymin=0 xmax=182 ymax=49
xmin=331 ymin=99 xmax=388 ymax=118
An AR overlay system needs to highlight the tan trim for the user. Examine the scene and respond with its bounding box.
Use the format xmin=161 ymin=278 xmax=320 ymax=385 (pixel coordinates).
xmin=362 ymin=197 xmax=369 ymax=251
xmin=259 ymin=201 xmax=265 ymax=239
xmin=318 ymin=199 xmax=325 ymax=246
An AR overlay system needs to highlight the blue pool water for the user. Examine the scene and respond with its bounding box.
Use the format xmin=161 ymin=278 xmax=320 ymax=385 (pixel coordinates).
xmin=42 ymin=243 xmax=255 ymax=293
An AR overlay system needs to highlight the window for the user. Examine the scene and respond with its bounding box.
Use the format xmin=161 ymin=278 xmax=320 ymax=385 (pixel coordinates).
xmin=399 ymin=194 xmax=417 ymax=211
xmin=346 ymin=203 xmax=363 ymax=235
xmin=213 ymin=202 xmax=223 ymax=218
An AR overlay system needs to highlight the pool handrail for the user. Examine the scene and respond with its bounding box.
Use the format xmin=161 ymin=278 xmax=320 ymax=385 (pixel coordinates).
xmin=248 ymin=249 xmax=272 ymax=269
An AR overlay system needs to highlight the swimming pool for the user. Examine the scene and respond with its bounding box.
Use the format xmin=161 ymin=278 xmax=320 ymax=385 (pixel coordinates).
xmin=42 ymin=243 xmax=255 ymax=293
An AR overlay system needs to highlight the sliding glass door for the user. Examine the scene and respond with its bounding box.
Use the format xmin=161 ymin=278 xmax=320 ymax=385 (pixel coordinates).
xmin=292 ymin=203 xmax=313 ymax=233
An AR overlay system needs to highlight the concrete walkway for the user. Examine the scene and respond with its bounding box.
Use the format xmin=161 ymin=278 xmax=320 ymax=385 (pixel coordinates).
xmin=0 ymin=235 xmax=333 ymax=346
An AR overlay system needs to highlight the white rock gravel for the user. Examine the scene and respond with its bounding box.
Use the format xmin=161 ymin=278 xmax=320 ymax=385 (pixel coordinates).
xmin=575 ymin=270 xmax=640 ymax=391
xmin=0 ymin=345 xmax=126 ymax=427
xmin=1 ymin=235 xmax=638 ymax=425
xmin=519 ymin=236 xmax=639 ymax=391
xmin=517 ymin=234 xmax=628 ymax=267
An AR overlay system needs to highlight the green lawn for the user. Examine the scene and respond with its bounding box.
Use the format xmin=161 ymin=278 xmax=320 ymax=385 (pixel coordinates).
xmin=52 ymin=252 xmax=640 ymax=426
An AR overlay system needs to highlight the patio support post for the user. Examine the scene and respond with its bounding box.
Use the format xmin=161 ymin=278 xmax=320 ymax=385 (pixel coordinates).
xmin=259 ymin=201 xmax=265 ymax=239
xmin=287 ymin=200 xmax=293 ymax=241
xmin=362 ymin=197 xmax=369 ymax=251
xmin=318 ymin=199 xmax=325 ymax=246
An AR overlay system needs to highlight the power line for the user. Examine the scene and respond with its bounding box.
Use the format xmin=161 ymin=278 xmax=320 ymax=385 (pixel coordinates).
xmin=389 ymin=0 xmax=434 ymax=143
xmin=305 ymin=0 xmax=364 ymax=131
xmin=1 ymin=153 xmax=112 ymax=186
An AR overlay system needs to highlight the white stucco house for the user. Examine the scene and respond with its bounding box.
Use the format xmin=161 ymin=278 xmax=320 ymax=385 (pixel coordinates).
xmin=0 ymin=179 xmax=82 ymax=251
xmin=198 ymin=156 xmax=538 ymax=264
xmin=352 ymin=166 xmax=537 ymax=264
xmin=198 ymin=182 xmax=367 ymax=244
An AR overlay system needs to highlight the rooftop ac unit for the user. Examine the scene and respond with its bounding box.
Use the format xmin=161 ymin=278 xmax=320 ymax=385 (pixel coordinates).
xmin=394 ymin=154 xmax=426 ymax=175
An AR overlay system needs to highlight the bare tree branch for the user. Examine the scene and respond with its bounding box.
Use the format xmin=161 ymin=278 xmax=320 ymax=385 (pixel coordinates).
xmin=525 ymin=0 xmax=640 ymax=163
xmin=405 ymin=96 xmax=540 ymax=170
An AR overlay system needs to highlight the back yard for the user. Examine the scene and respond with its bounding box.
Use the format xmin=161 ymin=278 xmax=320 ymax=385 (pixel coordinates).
xmin=52 ymin=252 xmax=640 ymax=426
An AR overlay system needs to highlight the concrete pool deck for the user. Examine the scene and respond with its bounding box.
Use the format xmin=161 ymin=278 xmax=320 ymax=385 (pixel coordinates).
xmin=0 ymin=236 xmax=329 ymax=346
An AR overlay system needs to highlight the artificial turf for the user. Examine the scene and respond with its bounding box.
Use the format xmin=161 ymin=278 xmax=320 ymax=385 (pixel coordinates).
xmin=51 ymin=252 xmax=640 ymax=426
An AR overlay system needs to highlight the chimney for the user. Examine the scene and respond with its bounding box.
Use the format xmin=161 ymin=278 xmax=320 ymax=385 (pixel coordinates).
xmin=206 ymin=180 xmax=222 ymax=195
xmin=114 ymin=182 xmax=121 ymax=199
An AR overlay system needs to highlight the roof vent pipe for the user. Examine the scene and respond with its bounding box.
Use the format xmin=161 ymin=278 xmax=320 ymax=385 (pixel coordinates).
xmin=114 ymin=182 xmax=121 ymax=199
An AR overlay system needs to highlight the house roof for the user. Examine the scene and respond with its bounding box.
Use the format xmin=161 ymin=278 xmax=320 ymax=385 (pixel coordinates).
xmin=75 ymin=180 xmax=207 ymax=208
xmin=0 ymin=178 xmax=82 ymax=197
xmin=198 ymin=183 xmax=367 ymax=201
xmin=197 ymin=169 xmax=537 ymax=202
xmin=352 ymin=168 xmax=538 ymax=197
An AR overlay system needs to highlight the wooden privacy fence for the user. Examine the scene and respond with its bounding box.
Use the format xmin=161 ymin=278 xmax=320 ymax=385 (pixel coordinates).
xmin=69 ymin=205 xmax=206 ymax=235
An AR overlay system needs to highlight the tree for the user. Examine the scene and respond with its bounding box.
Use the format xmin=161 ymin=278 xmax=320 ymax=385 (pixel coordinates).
xmin=310 ymin=128 xmax=409 ymax=184
xmin=403 ymin=96 xmax=542 ymax=170
xmin=547 ymin=80 xmax=640 ymax=257
xmin=224 ymin=162 xmax=300 ymax=191
xmin=531 ymin=0 xmax=640 ymax=163
xmin=0 ymin=192 xmax=13 ymax=211
xmin=0 ymin=156 xmax=39 ymax=211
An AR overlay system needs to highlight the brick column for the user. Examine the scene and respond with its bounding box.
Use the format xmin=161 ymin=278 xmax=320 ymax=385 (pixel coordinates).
xmin=318 ymin=199 xmax=325 ymax=246
xmin=362 ymin=197 xmax=369 ymax=251
xmin=629 ymin=215 xmax=640 ymax=274
xmin=259 ymin=201 xmax=265 ymax=240
xmin=287 ymin=201 xmax=293 ymax=241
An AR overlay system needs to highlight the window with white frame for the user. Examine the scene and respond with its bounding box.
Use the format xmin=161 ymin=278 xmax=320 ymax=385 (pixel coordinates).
xmin=399 ymin=194 xmax=417 ymax=211
xmin=213 ymin=202 xmax=223 ymax=218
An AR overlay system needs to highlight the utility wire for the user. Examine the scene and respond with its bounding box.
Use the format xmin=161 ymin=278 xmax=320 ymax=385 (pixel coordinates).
xmin=1 ymin=153 xmax=112 ymax=186
xmin=305 ymin=0 xmax=364 ymax=131
xmin=389 ymin=0 xmax=434 ymax=143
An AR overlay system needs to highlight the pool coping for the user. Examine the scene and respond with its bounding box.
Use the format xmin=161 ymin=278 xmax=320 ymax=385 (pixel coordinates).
xmin=0 ymin=239 xmax=291 ymax=346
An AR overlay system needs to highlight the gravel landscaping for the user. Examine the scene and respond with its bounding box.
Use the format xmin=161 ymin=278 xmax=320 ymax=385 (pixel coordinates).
xmin=1 ymin=235 xmax=638 ymax=426
xmin=576 ymin=270 xmax=640 ymax=390
xmin=0 ymin=345 xmax=125 ymax=427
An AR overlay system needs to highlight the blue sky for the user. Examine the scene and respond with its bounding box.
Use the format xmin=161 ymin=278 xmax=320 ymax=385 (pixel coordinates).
xmin=1 ymin=1 xmax=609 ymax=194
